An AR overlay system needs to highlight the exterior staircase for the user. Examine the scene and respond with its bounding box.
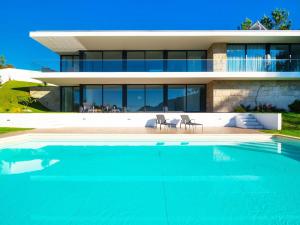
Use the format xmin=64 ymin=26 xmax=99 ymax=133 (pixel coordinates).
xmin=236 ymin=114 xmax=264 ymax=129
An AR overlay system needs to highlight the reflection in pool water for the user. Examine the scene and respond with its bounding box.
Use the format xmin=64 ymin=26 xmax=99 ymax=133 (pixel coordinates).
xmin=0 ymin=159 xmax=59 ymax=175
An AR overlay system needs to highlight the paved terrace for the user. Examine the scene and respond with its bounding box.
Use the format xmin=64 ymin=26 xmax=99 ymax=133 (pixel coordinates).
xmin=0 ymin=127 xmax=261 ymax=138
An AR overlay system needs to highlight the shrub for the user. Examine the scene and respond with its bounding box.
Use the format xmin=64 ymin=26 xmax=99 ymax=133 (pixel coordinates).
xmin=234 ymin=106 xmax=246 ymax=113
xmin=234 ymin=103 xmax=285 ymax=113
xmin=289 ymin=100 xmax=300 ymax=113
xmin=233 ymin=104 xmax=252 ymax=113
xmin=255 ymin=104 xmax=285 ymax=113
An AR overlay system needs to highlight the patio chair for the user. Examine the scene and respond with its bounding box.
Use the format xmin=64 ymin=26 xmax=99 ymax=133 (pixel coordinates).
xmin=156 ymin=114 xmax=176 ymax=130
xmin=180 ymin=115 xmax=203 ymax=132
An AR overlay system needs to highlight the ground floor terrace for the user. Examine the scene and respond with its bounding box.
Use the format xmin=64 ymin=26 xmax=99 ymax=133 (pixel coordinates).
xmin=0 ymin=127 xmax=261 ymax=141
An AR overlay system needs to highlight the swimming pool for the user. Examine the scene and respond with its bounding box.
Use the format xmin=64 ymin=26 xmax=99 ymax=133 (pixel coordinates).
xmin=1 ymin=135 xmax=300 ymax=225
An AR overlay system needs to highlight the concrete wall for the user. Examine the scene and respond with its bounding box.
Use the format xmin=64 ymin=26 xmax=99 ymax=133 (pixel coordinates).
xmin=210 ymin=80 xmax=300 ymax=112
xmin=207 ymin=43 xmax=227 ymax=72
xmin=0 ymin=113 xmax=281 ymax=130
xmin=30 ymin=86 xmax=60 ymax=111
xmin=254 ymin=113 xmax=282 ymax=130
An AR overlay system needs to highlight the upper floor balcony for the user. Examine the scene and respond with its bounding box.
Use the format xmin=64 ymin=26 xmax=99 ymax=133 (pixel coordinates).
xmin=58 ymin=58 xmax=300 ymax=73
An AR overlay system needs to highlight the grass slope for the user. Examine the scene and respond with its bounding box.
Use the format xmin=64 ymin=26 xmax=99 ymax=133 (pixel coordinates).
xmin=0 ymin=81 xmax=50 ymax=113
xmin=0 ymin=127 xmax=32 ymax=134
xmin=264 ymin=113 xmax=300 ymax=138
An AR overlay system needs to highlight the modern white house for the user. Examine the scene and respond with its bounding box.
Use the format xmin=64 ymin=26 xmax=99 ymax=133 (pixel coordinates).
xmin=29 ymin=30 xmax=300 ymax=114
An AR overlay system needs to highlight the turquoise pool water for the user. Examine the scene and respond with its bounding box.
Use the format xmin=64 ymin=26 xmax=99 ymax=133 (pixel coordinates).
xmin=1 ymin=137 xmax=300 ymax=225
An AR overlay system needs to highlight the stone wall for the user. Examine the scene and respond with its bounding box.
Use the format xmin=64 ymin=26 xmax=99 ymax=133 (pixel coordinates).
xmin=207 ymin=43 xmax=227 ymax=72
xmin=30 ymin=86 xmax=60 ymax=111
xmin=209 ymin=80 xmax=300 ymax=112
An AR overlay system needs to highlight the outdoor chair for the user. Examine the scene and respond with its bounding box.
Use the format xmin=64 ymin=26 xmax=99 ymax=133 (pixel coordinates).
xmin=156 ymin=114 xmax=176 ymax=130
xmin=180 ymin=115 xmax=203 ymax=132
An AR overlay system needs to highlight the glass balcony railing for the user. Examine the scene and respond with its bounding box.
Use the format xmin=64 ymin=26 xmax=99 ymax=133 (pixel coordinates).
xmin=60 ymin=59 xmax=210 ymax=72
xmin=32 ymin=59 xmax=300 ymax=73
xmin=227 ymin=59 xmax=300 ymax=72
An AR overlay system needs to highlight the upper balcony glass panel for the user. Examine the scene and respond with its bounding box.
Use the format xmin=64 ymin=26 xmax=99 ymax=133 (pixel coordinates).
xmin=227 ymin=44 xmax=300 ymax=72
xmin=61 ymin=59 xmax=209 ymax=72
xmin=60 ymin=58 xmax=300 ymax=72
xmin=59 ymin=46 xmax=300 ymax=72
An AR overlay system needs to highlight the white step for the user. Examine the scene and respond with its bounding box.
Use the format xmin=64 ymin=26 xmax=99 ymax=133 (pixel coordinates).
xmin=236 ymin=114 xmax=264 ymax=129
xmin=241 ymin=121 xmax=261 ymax=126
xmin=239 ymin=118 xmax=256 ymax=121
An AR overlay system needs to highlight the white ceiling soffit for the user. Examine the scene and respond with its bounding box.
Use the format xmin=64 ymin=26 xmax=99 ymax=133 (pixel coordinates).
xmin=33 ymin=72 xmax=300 ymax=86
xmin=30 ymin=30 xmax=300 ymax=54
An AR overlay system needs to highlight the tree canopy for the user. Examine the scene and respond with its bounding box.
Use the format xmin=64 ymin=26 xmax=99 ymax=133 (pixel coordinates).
xmin=0 ymin=55 xmax=14 ymax=69
xmin=239 ymin=8 xmax=292 ymax=30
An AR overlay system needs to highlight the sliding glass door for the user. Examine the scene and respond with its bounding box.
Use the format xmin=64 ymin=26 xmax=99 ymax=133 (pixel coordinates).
xmin=83 ymin=85 xmax=102 ymax=109
xmin=227 ymin=44 xmax=246 ymax=72
xmin=103 ymin=85 xmax=123 ymax=111
xmin=291 ymin=44 xmax=300 ymax=71
xmin=127 ymin=51 xmax=145 ymax=72
xmin=103 ymin=51 xmax=123 ymax=72
xmin=82 ymin=52 xmax=102 ymax=72
xmin=127 ymin=85 xmax=145 ymax=112
xmin=246 ymin=44 xmax=266 ymax=72
xmin=270 ymin=45 xmax=290 ymax=72
xmin=167 ymin=51 xmax=187 ymax=72
xmin=61 ymin=87 xmax=80 ymax=112
xmin=145 ymin=51 xmax=164 ymax=72
xmin=167 ymin=85 xmax=186 ymax=111
xmin=145 ymin=85 xmax=164 ymax=111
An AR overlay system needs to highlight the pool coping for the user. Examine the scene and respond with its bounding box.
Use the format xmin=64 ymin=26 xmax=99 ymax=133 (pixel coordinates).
xmin=272 ymin=134 xmax=300 ymax=141
xmin=0 ymin=133 xmax=277 ymax=149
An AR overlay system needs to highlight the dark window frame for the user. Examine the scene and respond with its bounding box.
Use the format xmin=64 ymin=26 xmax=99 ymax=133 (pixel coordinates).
xmin=62 ymin=84 xmax=207 ymax=112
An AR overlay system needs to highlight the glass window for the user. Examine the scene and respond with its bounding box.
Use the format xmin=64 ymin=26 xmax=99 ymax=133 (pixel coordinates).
xmin=187 ymin=51 xmax=207 ymax=72
xmin=167 ymin=51 xmax=187 ymax=72
xmin=61 ymin=56 xmax=77 ymax=72
xmin=73 ymin=56 xmax=79 ymax=72
xmin=82 ymin=52 xmax=102 ymax=72
xmin=145 ymin=85 xmax=164 ymax=111
xmin=186 ymin=85 xmax=203 ymax=112
xmin=61 ymin=87 xmax=73 ymax=112
xmin=227 ymin=45 xmax=246 ymax=72
xmin=291 ymin=44 xmax=300 ymax=71
xmin=83 ymin=85 xmax=102 ymax=109
xmin=246 ymin=44 xmax=266 ymax=72
xmin=127 ymin=85 xmax=145 ymax=112
xmin=270 ymin=45 xmax=290 ymax=72
xmin=103 ymin=85 xmax=123 ymax=112
xmin=168 ymin=85 xmax=186 ymax=111
xmin=73 ymin=87 xmax=80 ymax=112
xmin=103 ymin=51 xmax=123 ymax=72
xmin=127 ymin=51 xmax=145 ymax=72
xmin=145 ymin=51 xmax=164 ymax=72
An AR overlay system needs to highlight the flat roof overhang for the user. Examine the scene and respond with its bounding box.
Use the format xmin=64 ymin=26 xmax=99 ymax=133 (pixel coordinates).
xmin=33 ymin=72 xmax=300 ymax=86
xmin=30 ymin=30 xmax=300 ymax=54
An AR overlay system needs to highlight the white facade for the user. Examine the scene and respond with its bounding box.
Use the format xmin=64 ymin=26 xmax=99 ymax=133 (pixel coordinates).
xmin=21 ymin=30 xmax=300 ymax=130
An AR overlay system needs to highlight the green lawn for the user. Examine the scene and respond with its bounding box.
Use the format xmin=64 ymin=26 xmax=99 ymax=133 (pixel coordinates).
xmin=263 ymin=113 xmax=300 ymax=138
xmin=0 ymin=127 xmax=32 ymax=134
xmin=0 ymin=81 xmax=50 ymax=112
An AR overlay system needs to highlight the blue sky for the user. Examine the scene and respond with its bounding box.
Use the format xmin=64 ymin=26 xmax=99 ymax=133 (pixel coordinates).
xmin=0 ymin=0 xmax=299 ymax=70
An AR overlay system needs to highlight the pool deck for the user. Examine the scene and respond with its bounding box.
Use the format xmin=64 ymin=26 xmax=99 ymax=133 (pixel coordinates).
xmin=0 ymin=127 xmax=261 ymax=138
